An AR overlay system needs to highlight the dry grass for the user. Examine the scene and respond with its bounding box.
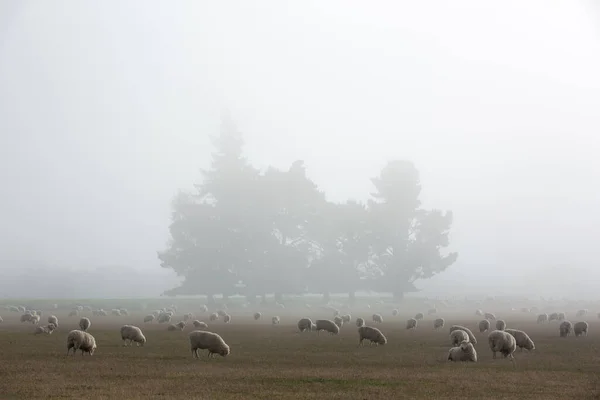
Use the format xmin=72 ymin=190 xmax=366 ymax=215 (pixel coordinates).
xmin=1 ymin=310 xmax=600 ymax=399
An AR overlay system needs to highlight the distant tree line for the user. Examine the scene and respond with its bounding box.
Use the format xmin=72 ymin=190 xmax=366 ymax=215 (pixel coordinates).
xmin=158 ymin=115 xmax=457 ymax=303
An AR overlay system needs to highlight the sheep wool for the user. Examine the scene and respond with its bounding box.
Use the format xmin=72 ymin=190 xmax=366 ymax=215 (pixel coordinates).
xmin=189 ymin=330 xmax=230 ymax=358
xmin=30 ymin=315 xmax=40 ymax=324
xmin=358 ymin=326 xmax=387 ymax=346
xmin=168 ymin=321 xmax=186 ymax=331
xmin=20 ymin=314 xmax=32 ymax=323
xmin=495 ymin=320 xmax=506 ymax=331
xmin=48 ymin=315 xmax=59 ymax=327
xmin=297 ymin=318 xmax=314 ymax=332
xmin=559 ymin=321 xmax=573 ymax=337
xmin=557 ymin=312 xmax=566 ymax=321
xmin=450 ymin=329 xmax=469 ymax=347
xmin=158 ymin=313 xmax=172 ymax=324
xmin=488 ymin=330 xmax=516 ymax=361
xmin=449 ymin=325 xmax=477 ymax=344
xmin=356 ymin=318 xmax=365 ymax=327
xmin=67 ymin=330 xmax=97 ymax=356
xmin=576 ymin=309 xmax=588 ymax=317
xmin=315 ymin=319 xmax=340 ymax=335
xmin=333 ymin=316 xmax=344 ymax=328
xmin=475 ymin=309 xmax=483 ymax=316
xmin=272 ymin=316 xmax=280 ymax=325
xmin=434 ymin=318 xmax=445 ymax=329
xmin=478 ymin=319 xmax=490 ymax=333
xmin=448 ymin=340 xmax=477 ymax=362
xmin=504 ymin=328 xmax=535 ymax=351
xmin=223 ymin=314 xmax=231 ymax=324
xmin=253 ymin=312 xmax=261 ymax=320
xmin=192 ymin=320 xmax=208 ymax=329
xmin=144 ymin=315 xmax=155 ymax=323
xmin=392 ymin=309 xmax=399 ymax=316
xmin=372 ymin=314 xmax=383 ymax=324
xmin=484 ymin=312 xmax=496 ymax=321
xmin=414 ymin=313 xmax=424 ymax=321
xmin=341 ymin=314 xmax=351 ymax=324
xmin=79 ymin=317 xmax=91 ymax=332
xmin=406 ymin=318 xmax=417 ymax=330
xmin=549 ymin=312 xmax=559 ymax=321
xmin=120 ymin=325 xmax=146 ymax=346
xmin=536 ymin=314 xmax=548 ymax=324
xmin=209 ymin=313 xmax=219 ymax=322
xmin=574 ymin=321 xmax=588 ymax=337
xmin=34 ymin=324 xmax=56 ymax=335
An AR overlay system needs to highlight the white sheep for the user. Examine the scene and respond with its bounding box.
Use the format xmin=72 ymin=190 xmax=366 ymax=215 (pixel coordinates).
xmin=209 ymin=313 xmax=218 ymax=322
xmin=574 ymin=321 xmax=588 ymax=337
xmin=434 ymin=318 xmax=445 ymax=329
xmin=79 ymin=317 xmax=91 ymax=332
xmin=536 ymin=314 xmax=548 ymax=324
xmin=272 ymin=316 xmax=280 ymax=325
xmin=414 ymin=313 xmax=424 ymax=321
xmin=111 ymin=309 xmax=121 ymax=316
xmin=406 ymin=318 xmax=417 ymax=330
xmin=356 ymin=318 xmax=365 ymax=327
xmin=549 ymin=312 xmax=559 ymax=321
xmin=559 ymin=320 xmax=573 ymax=337
xmin=333 ymin=316 xmax=344 ymax=328
xmin=189 ymin=330 xmax=230 ymax=358
xmin=478 ymin=319 xmax=490 ymax=333
xmin=30 ymin=314 xmax=40 ymax=324
xmin=558 ymin=312 xmax=566 ymax=321
xmin=297 ymin=318 xmax=314 ymax=332
xmin=488 ymin=330 xmax=516 ymax=363
xmin=199 ymin=305 xmax=208 ymax=313
xmin=315 ymin=319 xmax=340 ymax=335
xmin=20 ymin=314 xmax=32 ymax=323
xmin=448 ymin=340 xmax=477 ymax=362
xmin=66 ymin=330 xmax=97 ymax=356
xmin=144 ymin=314 xmax=155 ymax=323
xmin=223 ymin=314 xmax=231 ymax=324
xmin=119 ymin=308 xmax=129 ymax=316
xmin=495 ymin=320 xmax=506 ymax=331
xmin=576 ymin=309 xmax=588 ymax=317
xmin=168 ymin=321 xmax=186 ymax=331
xmin=484 ymin=312 xmax=496 ymax=320
xmin=358 ymin=326 xmax=387 ymax=346
xmin=392 ymin=309 xmax=399 ymax=316
xmin=450 ymin=329 xmax=469 ymax=346
xmin=341 ymin=314 xmax=351 ymax=323
xmin=372 ymin=314 xmax=383 ymax=324
xmin=217 ymin=310 xmax=227 ymax=317
xmin=120 ymin=325 xmax=146 ymax=346
xmin=504 ymin=328 xmax=535 ymax=351
xmin=48 ymin=315 xmax=59 ymax=327
xmin=253 ymin=312 xmax=261 ymax=320
xmin=193 ymin=320 xmax=208 ymax=329
xmin=34 ymin=324 xmax=56 ymax=335
xmin=449 ymin=325 xmax=477 ymax=344
xmin=158 ymin=313 xmax=172 ymax=324
xmin=475 ymin=309 xmax=483 ymax=316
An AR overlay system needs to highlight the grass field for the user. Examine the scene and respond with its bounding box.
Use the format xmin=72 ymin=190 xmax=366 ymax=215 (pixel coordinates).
xmin=1 ymin=305 xmax=600 ymax=399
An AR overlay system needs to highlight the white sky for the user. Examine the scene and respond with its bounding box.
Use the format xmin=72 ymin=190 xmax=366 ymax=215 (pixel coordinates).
xmin=1 ymin=0 xmax=599 ymax=296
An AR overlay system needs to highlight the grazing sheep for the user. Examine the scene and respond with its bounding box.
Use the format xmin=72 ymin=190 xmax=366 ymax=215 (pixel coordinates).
xmin=356 ymin=318 xmax=365 ymax=327
xmin=272 ymin=316 xmax=281 ymax=325
xmin=66 ymin=330 xmax=97 ymax=356
xmin=559 ymin=321 xmax=573 ymax=337
xmin=111 ymin=309 xmax=121 ymax=316
xmin=97 ymin=310 xmax=108 ymax=317
xmin=558 ymin=312 xmax=566 ymax=321
xmin=297 ymin=318 xmax=314 ymax=332
xmin=333 ymin=316 xmax=344 ymax=328
xmin=448 ymin=340 xmax=477 ymax=362
xmin=192 ymin=320 xmax=208 ymax=329
xmin=223 ymin=314 xmax=231 ymax=324
xmin=536 ymin=314 xmax=548 ymax=324
xmin=253 ymin=312 xmax=261 ymax=320
xmin=576 ymin=309 xmax=588 ymax=317
xmin=392 ymin=309 xmax=399 ymax=316
xmin=20 ymin=314 xmax=32 ymax=323
xmin=504 ymin=328 xmax=535 ymax=351
xmin=189 ymin=330 xmax=230 ymax=358
xmin=549 ymin=312 xmax=559 ymax=321
xmin=358 ymin=326 xmax=387 ymax=346
xmin=144 ymin=314 xmax=155 ymax=323
xmin=475 ymin=309 xmax=483 ymax=316
xmin=217 ymin=310 xmax=227 ymax=317
xmin=8 ymin=306 xmax=19 ymax=312
xmin=30 ymin=314 xmax=40 ymax=324
xmin=488 ymin=330 xmax=516 ymax=363
xmin=315 ymin=319 xmax=340 ymax=335
xmin=34 ymin=324 xmax=56 ymax=335
xmin=199 ymin=305 xmax=208 ymax=313
xmin=574 ymin=321 xmax=588 ymax=337
xmin=209 ymin=313 xmax=218 ymax=322
xmin=450 ymin=329 xmax=469 ymax=346
xmin=414 ymin=313 xmax=424 ymax=321
xmin=495 ymin=320 xmax=506 ymax=331
xmin=450 ymin=325 xmax=477 ymax=344
xmin=434 ymin=318 xmax=445 ymax=329
xmin=120 ymin=325 xmax=146 ymax=346
xmin=184 ymin=313 xmax=194 ymax=322
xmin=341 ymin=314 xmax=351 ymax=323
xmin=372 ymin=314 xmax=383 ymax=324
xmin=406 ymin=318 xmax=417 ymax=330
xmin=158 ymin=313 xmax=172 ymax=324
xmin=484 ymin=312 xmax=496 ymax=320
xmin=478 ymin=319 xmax=490 ymax=333
xmin=119 ymin=309 xmax=129 ymax=316
xmin=79 ymin=317 xmax=91 ymax=332
xmin=48 ymin=315 xmax=58 ymax=327
xmin=168 ymin=321 xmax=186 ymax=331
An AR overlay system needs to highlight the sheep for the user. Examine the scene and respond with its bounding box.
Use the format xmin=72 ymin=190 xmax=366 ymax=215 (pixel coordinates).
xmin=168 ymin=321 xmax=186 ymax=331
xmin=83 ymin=306 xmax=93 ymax=312
xmin=223 ymin=314 xmax=231 ymax=324
xmin=8 ymin=306 xmax=19 ymax=312
xmin=428 ymin=308 xmax=437 ymax=315
xmin=34 ymin=324 xmax=56 ymax=335
xmin=183 ymin=313 xmax=193 ymax=322
xmin=504 ymin=328 xmax=535 ymax=351
xmin=484 ymin=312 xmax=496 ymax=320
xmin=192 ymin=320 xmax=208 ymax=329
xmin=520 ymin=307 xmax=530 ymax=313
xmin=341 ymin=314 xmax=351 ymax=323
xmin=478 ymin=319 xmax=490 ymax=333
xmin=414 ymin=312 xmax=424 ymax=321
xmin=558 ymin=312 xmax=566 ymax=321
xmin=448 ymin=340 xmax=477 ymax=362
xmin=217 ymin=310 xmax=227 ymax=317
xmin=30 ymin=314 xmax=40 ymax=324
xmin=559 ymin=321 xmax=573 ymax=337
xmin=392 ymin=309 xmax=399 ymax=316
xmin=76 ymin=306 xmax=83 ymax=311
xmin=48 ymin=315 xmax=58 ymax=327
xmin=576 ymin=309 xmax=588 ymax=317
xmin=97 ymin=309 xmax=108 ymax=317
xmin=111 ymin=309 xmax=121 ymax=316
xmin=144 ymin=314 xmax=155 ymax=323
xmin=297 ymin=318 xmax=314 ymax=332
xmin=315 ymin=319 xmax=340 ymax=335
xmin=272 ymin=316 xmax=280 ymax=325
xmin=66 ymin=330 xmax=97 ymax=356
xmin=450 ymin=329 xmax=469 ymax=347
xmin=488 ymin=330 xmax=516 ymax=363
xmin=158 ymin=313 xmax=172 ymax=324
xmin=77 ymin=317 xmax=91 ymax=332
xmin=449 ymin=325 xmax=477 ymax=344
xmin=209 ymin=313 xmax=218 ymax=322
xmin=475 ymin=309 xmax=483 ymax=316
xmin=434 ymin=318 xmax=445 ymax=329
xmin=406 ymin=318 xmax=417 ymax=330
xmin=372 ymin=314 xmax=383 ymax=324
xmin=119 ymin=308 xmax=129 ymax=316
xmin=495 ymin=320 xmax=506 ymax=331
xmin=17 ymin=306 xmax=25 ymax=313
xmin=253 ymin=312 xmax=261 ymax=320
xmin=120 ymin=325 xmax=146 ymax=346
xmin=356 ymin=318 xmax=365 ymax=327
xmin=574 ymin=321 xmax=588 ymax=337
xmin=189 ymin=330 xmax=230 ymax=358
xmin=333 ymin=316 xmax=344 ymax=328
xmin=536 ymin=313 xmax=548 ymax=324
xmin=358 ymin=326 xmax=387 ymax=346
xmin=549 ymin=312 xmax=559 ymax=321
xmin=20 ymin=314 xmax=32 ymax=323
xmin=199 ymin=305 xmax=208 ymax=313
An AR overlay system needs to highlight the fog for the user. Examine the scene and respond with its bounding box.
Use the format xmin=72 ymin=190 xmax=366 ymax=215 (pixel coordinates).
xmin=1 ymin=1 xmax=599 ymax=299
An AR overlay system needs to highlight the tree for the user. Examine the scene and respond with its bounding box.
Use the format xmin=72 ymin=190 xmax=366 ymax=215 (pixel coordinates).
xmin=367 ymin=160 xmax=457 ymax=300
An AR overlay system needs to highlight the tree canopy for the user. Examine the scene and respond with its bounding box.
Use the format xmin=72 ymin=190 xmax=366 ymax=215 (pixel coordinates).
xmin=158 ymin=116 xmax=457 ymax=301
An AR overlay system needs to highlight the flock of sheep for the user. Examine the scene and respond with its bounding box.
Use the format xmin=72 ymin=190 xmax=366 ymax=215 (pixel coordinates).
xmin=1 ymin=302 xmax=595 ymax=366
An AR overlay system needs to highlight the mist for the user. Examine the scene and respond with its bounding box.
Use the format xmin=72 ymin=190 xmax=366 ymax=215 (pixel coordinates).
xmin=1 ymin=1 xmax=599 ymax=299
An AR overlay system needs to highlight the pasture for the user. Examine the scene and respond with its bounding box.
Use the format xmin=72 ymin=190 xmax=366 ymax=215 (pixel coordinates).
xmin=1 ymin=300 xmax=600 ymax=399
